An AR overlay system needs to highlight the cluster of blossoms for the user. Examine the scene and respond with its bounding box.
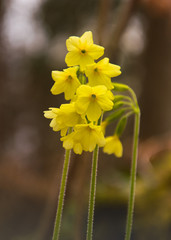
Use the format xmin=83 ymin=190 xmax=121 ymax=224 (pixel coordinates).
xmin=44 ymin=31 xmax=123 ymax=157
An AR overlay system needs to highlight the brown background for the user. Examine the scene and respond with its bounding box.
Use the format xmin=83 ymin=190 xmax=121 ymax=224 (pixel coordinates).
xmin=0 ymin=0 xmax=171 ymax=239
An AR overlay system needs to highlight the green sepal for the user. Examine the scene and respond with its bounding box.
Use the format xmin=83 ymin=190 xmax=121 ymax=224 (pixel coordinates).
xmin=114 ymin=95 xmax=125 ymax=103
xmin=113 ymin=83 xmax=129 ymax=91
xmin=113 ymin=102 xmax=124 ymax=110
xmin=77 ymin=68 xmax=86 ymax=84
xmin=115 ymin=117 xmax=127 ymax=137
xmin=106 ymin=109 xmax=126 ymax=123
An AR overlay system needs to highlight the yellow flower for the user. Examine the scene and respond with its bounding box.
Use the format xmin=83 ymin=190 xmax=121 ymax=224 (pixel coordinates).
xmin=75 ymin=85 xmax=114 ymax=121
xmin=44 ymin=103 xmax=85 ymax=136
xmin=85 ymin=58 xmax=121 ymax=89
xmin=103 ymin=135 xmax=123 ymax=158
xmin=101 ymin=121 xmax=108 ymax=134
xmin=65 ymin=31 xmax=104 ymax=71
xmin=51 ymin=66 xmax=80 ymax=100
xmin=61 ymin=123 xmax=106 ymax=154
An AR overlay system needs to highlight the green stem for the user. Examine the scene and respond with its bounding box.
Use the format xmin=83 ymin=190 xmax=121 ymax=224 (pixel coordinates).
xmin=86 ymin=144 xmax=99 ymax=240
xmin=52 ymin=129 xmax=72 ymax=240
xmin=121 ymin=110 xmax=134 ymax=120
xmin=124 ymin=110 xmax=140 ymax=240
xmin=127 ymin=86 xmax=137 ymax=104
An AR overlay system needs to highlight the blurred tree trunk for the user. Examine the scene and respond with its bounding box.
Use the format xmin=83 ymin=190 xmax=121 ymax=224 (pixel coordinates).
xmin=140 ymin=13 xmax=171 ymax=138
xmin=0 ymin=0 xmax=7 ymax=148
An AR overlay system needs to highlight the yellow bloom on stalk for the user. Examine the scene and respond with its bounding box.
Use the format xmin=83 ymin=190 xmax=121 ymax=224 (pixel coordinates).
xmin=51 ymin=66 xmax=80 ymax=100
xmin=75 ymin=85 xmax=114 ymax=121
xmin=103 ymin=135 xmax=123 ymax=158
xmin=85 ymin=58 xmax=121 ymax=90
xmin=61 ymin=123 xmax=106 ymax=154
xmin=65 ymin=31 xmax=104 ymax=71
xmin=44 ymin=103 xmax=84 ymax=136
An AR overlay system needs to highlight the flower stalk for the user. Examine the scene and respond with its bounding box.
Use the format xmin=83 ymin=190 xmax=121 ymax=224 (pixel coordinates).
xmin=124 ymin=109 xmax=140 ymax=240
xmin=86 ymin=144 xmax=99 ymax=240
xmin=52 ymin=129 xmax=72 ymax=240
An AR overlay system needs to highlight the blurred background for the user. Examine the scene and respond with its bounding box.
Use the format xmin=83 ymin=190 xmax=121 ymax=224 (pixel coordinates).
xmin=0 ymin=0 xmax=171 ymax=239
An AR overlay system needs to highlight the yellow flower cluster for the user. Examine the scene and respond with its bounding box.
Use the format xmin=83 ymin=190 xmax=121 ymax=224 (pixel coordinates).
xmin=44 ymin=31 xmax=123 ymax=156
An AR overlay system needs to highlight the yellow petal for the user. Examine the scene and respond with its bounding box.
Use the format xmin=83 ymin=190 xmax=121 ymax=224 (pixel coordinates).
xmin=64 ymin=66 xmax=79 ymax=76
xmin=114 ymin=142 xmax=123 ymax=157
xmin=64 ymin=80 xmax=80 ymax=100
xmin=87 ymin=101 xmax=101 ymax=121
xmin=75 ymin=97 xmax=89 ymax=114
xmin=51 ymin=71 xmax=65 ymax=82
xmin=94 ymin=129 xmax=106 ymax=147
xmin=98 ymin=58 xmax=121 ymax=77
xmin=98 ymin=74 xmax=114 ymax=90
xmin=102 ymin=63 xmax=121 ymax=77
xmin=65 ymin=51 xmax=81 ymax=67
xmin=66 ymin=36 xmax=80 ymax=51
xmin=107 ymin=90 xmax=114 ymax=100
xmin=51 ymin=108 xmax=59 ymax=114
xmin=44 ymin=109 xmax=57 ymax=119
xmin=103 ymin=136 xmax=123 ymax=157
xmin=80 ymin=31 xmax=93 ymax=45
xmin=93 ymin=85 xmax=107 ymax=96
xmin=75 ymin=85 xmax=92 ymax=114
xmin=73 ymin=143 xmax=83 ymax=154
xmin=103 ymin=136 xmax=114 ymax=154
xmin=87 ymin=135 xmax=97 ymax=151
xmin=50 ymin=118 xmax=59 ymax=131
xmin=87 ymin=44 xmax=104 ymax=59
xmin=60 ymin=127 xmax=68 ymax=136
xmin=50 ymin=80 xmax=66 ymax=95
xmin=97 ymin=95 xmax=114 ymax=111
xmin=98 ymin=57 xmax=109 ymax=65
xmin=79 ymin=54 xmax=94 ymax=71
xmin=76 ymin=85 xmax=92 ymax=97
xmin=61 ymin=133 xmax=74 ymax=149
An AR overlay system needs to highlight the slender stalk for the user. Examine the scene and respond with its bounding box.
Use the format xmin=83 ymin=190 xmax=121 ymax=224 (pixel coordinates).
xmin=52 ymin=129 xmax=72 ymax=240
xmin=86 ymin=144 xmax=99 ymax=240
xmin=127 ymin=86 xmax=137 ymax=105
xmin=124 ymin=110 xmax=140 ymax=240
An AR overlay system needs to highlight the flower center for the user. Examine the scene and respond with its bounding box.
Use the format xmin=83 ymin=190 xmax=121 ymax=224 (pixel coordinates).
xmin=81 ymin=49 xmax=86 ymax=54
xmin=94 ymin=67 xmax=98 ymax=72
xmin=91 ymin=94 xmax=96 ymax=99
xmin=67 ymin=75 xmax=73 ymax=81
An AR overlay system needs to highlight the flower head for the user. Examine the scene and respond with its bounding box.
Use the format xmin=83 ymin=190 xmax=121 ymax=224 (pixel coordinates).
xmin=75 ymin=85 xmax=114 ymax=121
xmin=51 ymin=66 xmax=80 ymax=100
xmin=103 ymin=135 xmax=123 ymax=157
xmin=61 ymin=123 xmax=106 ymax=154
xmin=85 ymin=58 xmax=121 ymax=89
xmin=44 ymin=103 xmax=85 ymax=136
xmin=65 ymin=31 xmax=104 ymax=71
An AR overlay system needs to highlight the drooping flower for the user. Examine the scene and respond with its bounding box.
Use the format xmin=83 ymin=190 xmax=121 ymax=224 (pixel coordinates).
xmin=85 ymin=58 xmax=121 ymax=89
xmin=51 ymin=66 xmax=80 ymax=100
xmin=103 ymin=135 xmax=123 ymax=157
xmin=75 ymin=85 xmax=114 ymax=121
xmin=44 ymin=103 xmax=85 ymax=136
xmin=65 ymin=31 xmax=104 ymax=71
xmin=61 ymin=123 xmax=106 ymax=154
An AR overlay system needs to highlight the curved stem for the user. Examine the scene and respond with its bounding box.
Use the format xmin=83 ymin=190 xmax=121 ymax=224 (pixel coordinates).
xmin=52 ymin=129 xmax=72 ymax=240
xmin=86 ymin=144 xmax=99 ymax=240
xmin=124 ymin=110 xmax=140 ymax=240
xmin=121 ymin=110 xmax=134 ymax=120
xmin=127 ymin=86 xmax=138 ymax=105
